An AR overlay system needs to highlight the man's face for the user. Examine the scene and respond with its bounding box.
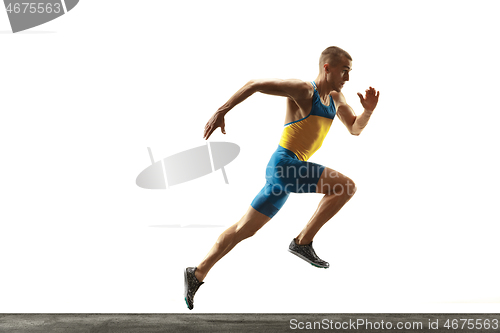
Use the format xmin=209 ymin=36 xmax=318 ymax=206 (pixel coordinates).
xmin=327 ymin=56 xmax=352 ymax=92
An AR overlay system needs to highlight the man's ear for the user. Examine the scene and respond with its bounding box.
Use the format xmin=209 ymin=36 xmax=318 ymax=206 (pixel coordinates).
xmin=323 ymin=63 xmax=330 ymax=73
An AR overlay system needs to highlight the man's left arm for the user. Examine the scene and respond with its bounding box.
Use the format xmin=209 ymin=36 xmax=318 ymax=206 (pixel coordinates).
xmin=334 ymin=87 xmax=380 ymax=136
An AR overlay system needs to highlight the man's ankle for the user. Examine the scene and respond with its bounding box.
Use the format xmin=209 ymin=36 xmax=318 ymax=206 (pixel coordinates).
xmin=295 ymin=237 xmax=311 ymax=246
xmin=194 ymin=268 xmax=204 ymax=282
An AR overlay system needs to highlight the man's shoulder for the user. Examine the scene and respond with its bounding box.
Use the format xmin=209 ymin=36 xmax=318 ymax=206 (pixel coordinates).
xmin=286 ymin=79 xmax=314 ymax=100
xmin=285 ymin=79 xmax=314 ymax=89
xmin=329 ymin=91 xmax=347 ymax=106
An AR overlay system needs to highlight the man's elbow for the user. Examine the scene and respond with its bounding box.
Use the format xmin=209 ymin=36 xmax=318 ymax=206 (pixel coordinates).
xmin=245 ymin=79 xmax=260 ymax=93
xmin=349 ymin=124 xmax=362 ymax=136
xmin=350 ymin=125 xmax=363 ymax=136
xmin=351 ymin=130 xmax=361 ymax=136
xmin=246 ymin=79 xmax=256 ymax=88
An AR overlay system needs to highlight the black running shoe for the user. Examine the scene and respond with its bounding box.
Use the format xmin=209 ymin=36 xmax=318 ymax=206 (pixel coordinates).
xmin=184 ymin=267 xmax=204 ymax=310
xmin=288 ymin=238 xmax=329 ymax=268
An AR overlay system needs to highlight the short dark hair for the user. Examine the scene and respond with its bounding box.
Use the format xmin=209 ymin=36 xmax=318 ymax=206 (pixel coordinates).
xmin=319 ymin=46 xmax=352 ymax=70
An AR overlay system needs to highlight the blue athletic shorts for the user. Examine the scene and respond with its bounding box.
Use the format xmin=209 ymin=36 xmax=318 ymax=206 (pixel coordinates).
xmin=250 ymin=145 xmax=326 ymax=218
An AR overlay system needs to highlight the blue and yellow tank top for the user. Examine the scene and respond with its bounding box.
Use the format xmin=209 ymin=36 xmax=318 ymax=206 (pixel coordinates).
xmin=279 ymin=81 xmax=336 ymax=161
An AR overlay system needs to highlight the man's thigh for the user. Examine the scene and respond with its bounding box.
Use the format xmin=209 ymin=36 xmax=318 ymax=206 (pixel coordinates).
xmin=274 ymin=158 xmax=325 ymax=194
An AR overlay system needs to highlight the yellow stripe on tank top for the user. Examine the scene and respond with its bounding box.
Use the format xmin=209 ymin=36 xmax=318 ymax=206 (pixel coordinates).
xmin=279 ymin=115 xmax=333 ymax=161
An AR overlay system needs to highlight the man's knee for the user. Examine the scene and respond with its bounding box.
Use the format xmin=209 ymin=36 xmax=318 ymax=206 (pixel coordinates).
xmin=323 ymin=177 xmax=357 ymax=197
xmin=346 ymin=178 xmax=357 ymax=197
xmin=235 ymin=222 xmax=260 ymax=240
xmin=234 ymin=213 xmax=269 ymax=240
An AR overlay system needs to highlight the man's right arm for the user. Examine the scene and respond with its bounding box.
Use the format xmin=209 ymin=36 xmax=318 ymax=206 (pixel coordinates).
xmin=203 ymin=79 xmax=311 ymax=139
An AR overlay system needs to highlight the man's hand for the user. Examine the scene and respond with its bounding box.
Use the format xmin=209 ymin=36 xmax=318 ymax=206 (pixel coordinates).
xmin=203 ymin=111 xmax=226 ymax=140
xmin=357 ymin=87 xmax=380 ymax=112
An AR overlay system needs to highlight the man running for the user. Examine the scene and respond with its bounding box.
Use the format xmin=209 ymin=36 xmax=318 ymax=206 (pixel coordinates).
xmin=184 ymin=46 xmax=380 ymax=310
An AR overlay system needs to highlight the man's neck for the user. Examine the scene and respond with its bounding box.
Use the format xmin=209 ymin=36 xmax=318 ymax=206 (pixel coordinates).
xmin=314 ymin=76 xmax=332 ymax=101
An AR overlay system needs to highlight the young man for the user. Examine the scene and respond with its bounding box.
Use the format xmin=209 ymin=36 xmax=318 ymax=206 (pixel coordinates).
xmin=184 ymin=46 xmax=380 ymax=310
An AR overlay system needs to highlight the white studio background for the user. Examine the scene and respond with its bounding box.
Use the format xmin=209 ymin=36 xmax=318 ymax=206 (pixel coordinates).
xmin=0 ymin=0 xmax=499 ymax=313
